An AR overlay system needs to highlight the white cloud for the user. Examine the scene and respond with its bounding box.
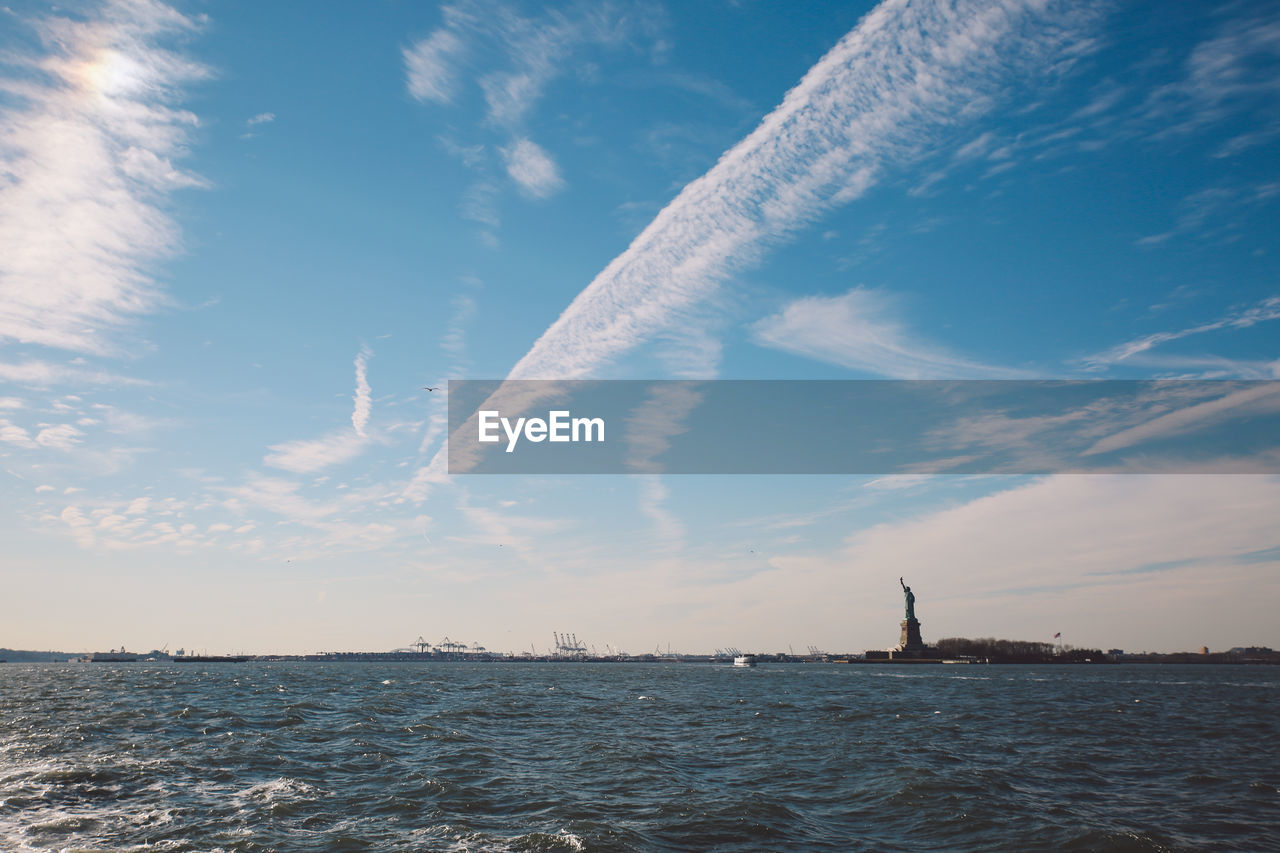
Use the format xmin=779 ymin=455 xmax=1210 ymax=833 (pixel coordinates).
xmin=0 ymin=359 xmax=151 ymax=387
xmin=222 ymin=475 xmax=339 ymax=524
xmin=836 ymin=474 xmax=1280 ymax=649
xmin=60 ymin=505 xmax=95 ymax=548
xmin=1084 ymin=383 xmax=1280 ymax=456
xmin=441 ymin=292 xmax=477 ymax=362
xmin=0 ymin=397 xmax=23 ymax=409
xmin=1142 ymin=9 xmax=1280 ymax=143
xmin=954 ymin=130 xmax=997 ymax=160
xmin=35 ymin=423 xmax=84 ymax=450
xmin=653 ymin=316 xmax=723 ymax=378
xmin=0 ymin=419 xmax=36 ymax=447
xmin=416 ymin=292 xmax=478 ymax=458
xmin=265 ymin=346 xmax=374 ymax=473
xmin=501 ymin=138 xmax=564 ymax=198
xmin=622 ymin=382 xmax=703 ymax=473
xmin=352 ymin=346 xmax=373 ymax=437
xmin=405 ymin=2 xmax=654 ymax=229
xmin=1102 ymin=353 xmax=1280 ymax=380
xmin=89 ymin=403 xmax=170 ymax=434
xmin=405 ymin=1 xmax=644 ymax=126
xmin=636 ymin=475 xmax=684 ymax=550
xmin=1135 ymin=184 xmax=1277 ymax=247
xmin=1085 ymin=295 xmax=1280 ymax=371
xmin=658 ymin=474 xmax=1279 ymax=652
xmin=863 ymin=474 xmax=934 ymax=491
xmin=404 ymin=28 xmax=467 ymax=104
xmin=456 ymin=490 xmax=573 ymax=559
xmin=753 ymin=288 xmax=1021 ymax=378
xmin=506 ymin=0 xmax=1095 ymax=379
xmin=459 ymin=179 xmax=501 ymax=228
xmin=246 ymin=112 xmax=275 ymax=125
xmin=403 ymin=454 xmax=450 ymax=502
xmin=264 ymin=429 xmax=367 ymax=475
xmin=0 ymin=0 xmax=209 ymax=355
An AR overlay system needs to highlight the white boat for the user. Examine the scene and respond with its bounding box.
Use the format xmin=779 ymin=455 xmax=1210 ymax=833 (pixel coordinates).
xmin=733 ymin=654 xmax=757 ymax=667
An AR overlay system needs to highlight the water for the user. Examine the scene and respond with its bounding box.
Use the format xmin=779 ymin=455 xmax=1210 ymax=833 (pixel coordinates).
xmin=1 ymin=662 xmax=1277 ymax=852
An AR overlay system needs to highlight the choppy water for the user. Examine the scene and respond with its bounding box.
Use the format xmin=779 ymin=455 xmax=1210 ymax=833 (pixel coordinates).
xmin=1 ymin=662 xmax=1278 ymax=852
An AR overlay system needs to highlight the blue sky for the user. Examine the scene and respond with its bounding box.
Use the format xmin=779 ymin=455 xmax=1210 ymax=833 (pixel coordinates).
xmin=2 ymin=0 xmax=1278 ymax=655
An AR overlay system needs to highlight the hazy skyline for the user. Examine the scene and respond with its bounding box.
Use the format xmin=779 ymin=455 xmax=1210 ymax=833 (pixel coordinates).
xmin=2 ymin=0 xmax=1279 ymax=656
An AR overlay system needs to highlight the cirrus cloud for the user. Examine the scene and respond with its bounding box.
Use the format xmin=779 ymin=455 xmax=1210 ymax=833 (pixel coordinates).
xmin=0 ymin=0 xmax=210 ymax=355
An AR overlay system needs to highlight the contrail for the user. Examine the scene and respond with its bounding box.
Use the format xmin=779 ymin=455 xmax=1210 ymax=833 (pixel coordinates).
xmin=508 ymin=0 xmax=1094 ymax=380
xmin=413 ymin=0 xmax=1096 ymax=493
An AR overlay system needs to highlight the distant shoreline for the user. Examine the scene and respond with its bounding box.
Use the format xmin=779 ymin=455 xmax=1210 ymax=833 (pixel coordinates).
xmin=4 ymin=650 xmax=1278 ymax=665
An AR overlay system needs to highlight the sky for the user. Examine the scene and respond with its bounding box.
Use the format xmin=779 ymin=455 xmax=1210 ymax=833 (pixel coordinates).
xmin=2 ymin=0 xmax=1278 ymax=656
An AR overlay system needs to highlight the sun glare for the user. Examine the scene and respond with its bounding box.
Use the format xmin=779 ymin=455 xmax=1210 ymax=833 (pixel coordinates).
xmin=77 ymin=49 xmax=146 ymax=98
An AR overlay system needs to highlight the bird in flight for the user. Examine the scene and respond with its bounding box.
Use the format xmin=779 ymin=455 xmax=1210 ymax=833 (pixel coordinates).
xmin=422 ymin=386 xmax=439 ymax=392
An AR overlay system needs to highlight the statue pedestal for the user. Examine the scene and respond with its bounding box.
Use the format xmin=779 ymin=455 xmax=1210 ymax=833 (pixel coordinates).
xmin=886 ymin=618 xmax=940 ymax=660
xmin=899 ymin=618 xmax=924 ymax=650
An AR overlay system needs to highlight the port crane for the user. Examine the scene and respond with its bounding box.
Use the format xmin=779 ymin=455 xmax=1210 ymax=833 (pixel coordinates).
xmin=553 ymin=632 xmax=587 ymax=658
xmin=437 ymin=636 xmax=467 ymax=654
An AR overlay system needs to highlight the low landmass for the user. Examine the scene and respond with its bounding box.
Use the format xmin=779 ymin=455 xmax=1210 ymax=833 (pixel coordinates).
xmin=0 ymin=648 xmax=91 ymax=662
xmin=2 ymin=641 xmax=1277 ymax=665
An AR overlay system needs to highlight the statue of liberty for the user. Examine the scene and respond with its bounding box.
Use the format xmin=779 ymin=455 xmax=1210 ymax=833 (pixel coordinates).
xmin=900 ymin=577 xmax=915 ymax=620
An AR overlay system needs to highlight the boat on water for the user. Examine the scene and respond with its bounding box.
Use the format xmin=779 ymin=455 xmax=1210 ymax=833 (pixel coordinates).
xmin=173 ymin=655 xmax=251 ymax=663
xmin=83 ymin=647 xmax=138 ymax=662
xmin=733 ymin=655 xmax=757 ymax=667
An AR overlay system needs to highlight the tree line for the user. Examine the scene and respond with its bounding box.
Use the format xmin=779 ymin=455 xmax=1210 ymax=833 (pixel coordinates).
xmin=935 ymin=637 xmax=1104 ymax=663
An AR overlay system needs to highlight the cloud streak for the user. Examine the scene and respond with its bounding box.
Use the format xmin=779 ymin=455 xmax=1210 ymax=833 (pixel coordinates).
xmin=403 ymin=28 xmax=468 ymax=105
xmin=352 ymin=346 xmax=373 ymax=437
xmin=507 ymin=0 xmax=1095 ymax=380
xmin=1085 ymin=295 xmax=1280 ymax=371
xmin=263 ymin=430 xmax=367 ymax=475
xmin=502 ymin=138 xmax=564 ymax=198
xmin=0 ymin=0 xmax=209 ymax=355
xmin=1084 ymin=383 xmax=1280 ymax=457
xmin=753 ymin=288 xmax=1024 ymax=378
xmin=405 ymin=1 xmax=655 ymax=218
xmin=404 ymin=1 xmax=644 ymax=126
xmin=264 ymin=346 xmax=375 ymax=474
xmin=0 ymin=359 xmax=152 ymax=387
